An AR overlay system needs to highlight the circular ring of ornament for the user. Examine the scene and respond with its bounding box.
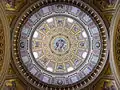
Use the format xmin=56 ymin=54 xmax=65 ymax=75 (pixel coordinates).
xmin=12 ymin=0 xmax=108 ymax=89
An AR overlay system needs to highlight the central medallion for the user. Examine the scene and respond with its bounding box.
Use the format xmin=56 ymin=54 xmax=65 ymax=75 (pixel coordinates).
xmin=30 ymin=15 xmax=91 ymax=74
xmin=50 ymin=34 xmax=70 ymax=56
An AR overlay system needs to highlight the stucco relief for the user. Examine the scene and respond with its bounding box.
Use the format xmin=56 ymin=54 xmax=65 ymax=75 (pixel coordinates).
xmin=2 ymin=0 xmax=26 ymax=11
xmin=94 ymin=0 xmax=118 ymax=11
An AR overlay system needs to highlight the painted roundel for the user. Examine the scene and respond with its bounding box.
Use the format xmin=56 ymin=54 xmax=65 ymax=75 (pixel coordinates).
xmin=12 ymin=1 xmax=108 ymax=89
